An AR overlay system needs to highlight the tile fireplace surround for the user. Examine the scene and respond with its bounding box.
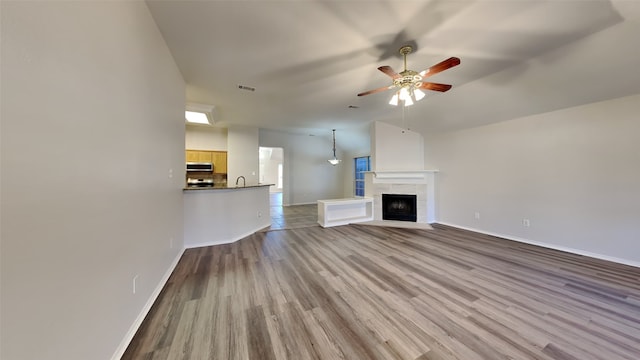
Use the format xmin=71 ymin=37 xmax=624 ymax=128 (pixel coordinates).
xmin=364 ymin=170 xmax=437 ymax=224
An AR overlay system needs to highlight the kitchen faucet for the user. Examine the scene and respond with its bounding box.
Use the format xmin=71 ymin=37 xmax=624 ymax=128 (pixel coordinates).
xmin=235 ymin=176 xmax=246 ymax=187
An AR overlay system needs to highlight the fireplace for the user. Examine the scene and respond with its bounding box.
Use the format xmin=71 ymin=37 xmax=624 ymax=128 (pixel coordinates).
xmin=382 ymin=194 xmax=417 ymax=222
xmin=364 ymin=170 xmax=436 ymax=224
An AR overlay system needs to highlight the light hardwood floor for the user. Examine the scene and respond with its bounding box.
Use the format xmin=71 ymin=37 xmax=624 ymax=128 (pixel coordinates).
xmin=122 ymin=206 xmax=640 ymax=359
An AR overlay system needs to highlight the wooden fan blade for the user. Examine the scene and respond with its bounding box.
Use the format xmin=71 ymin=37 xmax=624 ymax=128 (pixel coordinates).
xmin=420 ymin=57 xmax=461 ymax=78
xmin=357 ymin=85 xmax=394 ymax=96
xmin=378 ymin=66 xmax=401 ymax=79
xmin=419 ymin=82 xmax=453 ymax=92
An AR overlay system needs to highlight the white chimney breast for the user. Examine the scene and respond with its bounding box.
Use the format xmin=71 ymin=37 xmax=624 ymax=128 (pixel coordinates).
xmin=370 ymin=121 xmax=424 ymax=171
xmin=367 ymin=121 xmax=437 ymax=223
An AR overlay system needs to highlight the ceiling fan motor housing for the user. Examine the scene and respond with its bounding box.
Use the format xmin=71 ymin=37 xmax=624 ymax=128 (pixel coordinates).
xmin=395 ymin=70 xmax=422 ymax=88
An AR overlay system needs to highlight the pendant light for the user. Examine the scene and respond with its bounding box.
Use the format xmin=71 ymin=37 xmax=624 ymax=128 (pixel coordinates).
xmin=328 ymin=129 xmax=341 ymax=165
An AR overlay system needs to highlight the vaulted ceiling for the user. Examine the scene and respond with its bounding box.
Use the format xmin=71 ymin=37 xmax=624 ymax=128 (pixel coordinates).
xmin=146 ymin=0 xmax=640 ymax=151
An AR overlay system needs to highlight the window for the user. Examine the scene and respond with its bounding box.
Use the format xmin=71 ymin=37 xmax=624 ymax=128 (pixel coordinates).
xmin=354 ymin=156 xmax=370 ymax=197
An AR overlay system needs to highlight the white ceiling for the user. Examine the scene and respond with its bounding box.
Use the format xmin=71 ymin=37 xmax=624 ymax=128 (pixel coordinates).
xmin=146 ymin=0 xmax=640 ymax=152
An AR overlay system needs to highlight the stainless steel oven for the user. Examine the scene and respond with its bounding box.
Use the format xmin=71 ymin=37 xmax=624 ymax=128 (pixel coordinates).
xmin=186 ymin=178 xmax=214 ymax=187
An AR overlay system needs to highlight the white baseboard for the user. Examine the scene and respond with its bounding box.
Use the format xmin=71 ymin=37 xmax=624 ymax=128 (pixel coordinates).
xmin=185 ymin=225 xmax=269 ymax=249
xmin=285 ymin=201 xmax=317 ymax=206
xmin=110 ymin=248 xmax=185 ymax=360
xmin=437 ymin=222 xmax=640 ymax=269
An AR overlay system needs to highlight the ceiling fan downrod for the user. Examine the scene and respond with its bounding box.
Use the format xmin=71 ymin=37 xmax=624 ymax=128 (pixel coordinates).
xmin=399 ymin=45 xmax=413 ymax=72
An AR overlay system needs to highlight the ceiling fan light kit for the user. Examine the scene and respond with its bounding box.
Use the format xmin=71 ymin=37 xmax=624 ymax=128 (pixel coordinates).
xmin=357 ymin=45 xmax=460 ymax=107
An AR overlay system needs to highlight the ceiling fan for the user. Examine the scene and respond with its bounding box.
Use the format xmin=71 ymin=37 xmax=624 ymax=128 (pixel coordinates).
xmin=357 ymin=45 xmax=460 ymax=106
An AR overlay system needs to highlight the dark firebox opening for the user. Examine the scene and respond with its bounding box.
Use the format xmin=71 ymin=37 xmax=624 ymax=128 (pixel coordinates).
xmin=382 ymin=194 xmax=417 ymax=222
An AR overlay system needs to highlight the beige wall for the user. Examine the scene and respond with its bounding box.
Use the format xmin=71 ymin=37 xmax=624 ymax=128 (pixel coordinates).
xmin=1 ymin=2 xmax=186 ymax=359
xmin=227 ymin=126 xmax=260 ymax=186
xmin=185 ymin=124 xmax=228 ymax=151
xmin=424 ymin=93 xmax=640 ymax=267
xmin=260 ymin=129 xmax=344 ymax=205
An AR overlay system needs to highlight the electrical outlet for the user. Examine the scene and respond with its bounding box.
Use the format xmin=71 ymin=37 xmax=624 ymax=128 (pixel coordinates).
xmin=522 ymin=219 xmax=530 ymax=227
xmin=132 ymin=275 xmax=139 ymax=294
xmin=257 ymin=211 xmax=262 ymax=218
xmin=168 ymin=168 xmax=173 ymax=178
xmin=474 ymin=212 xmax=480 ymax=220
xmin=169 ymin=237 xmax=174 ymax=249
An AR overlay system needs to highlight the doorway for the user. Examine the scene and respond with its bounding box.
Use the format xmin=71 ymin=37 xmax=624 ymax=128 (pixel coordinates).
xmin=259 ymin=147 xmax=284 ymax=224
xmin=259 ymin=147 xmax=283 ymax=192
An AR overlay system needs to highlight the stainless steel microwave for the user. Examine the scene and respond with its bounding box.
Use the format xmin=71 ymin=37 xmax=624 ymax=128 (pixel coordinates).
xmin=186 ymin=162 xmax=213 ymax=172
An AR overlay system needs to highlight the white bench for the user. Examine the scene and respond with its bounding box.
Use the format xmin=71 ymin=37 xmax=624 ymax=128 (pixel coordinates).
xmin=317 ymin=197 xmax=374 ymax=228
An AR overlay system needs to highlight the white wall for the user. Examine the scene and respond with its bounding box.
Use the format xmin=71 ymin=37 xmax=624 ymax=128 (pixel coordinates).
xmin=260 ymin=129 xmax=344 ymax=205
xmin=1 ymin=2 xmax=185 ymax=360
xmin=341 ymin=152 xmax=357 ymax=198
xmin=371 ymin=121 xmax=424 ymax=171
xmin=185 ymin=125 xmax=228 ymax=150
xmin=425 ymin=93 xmax=640 ymax=266
xmin=227 ymin=126 xmax=260 ymax=186
xmin=342 ymin=149 xmax=371 ymax=198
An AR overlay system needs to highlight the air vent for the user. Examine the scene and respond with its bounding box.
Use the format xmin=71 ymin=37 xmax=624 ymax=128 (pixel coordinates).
xmin=238 ymin=85 xmax=256 ymax=92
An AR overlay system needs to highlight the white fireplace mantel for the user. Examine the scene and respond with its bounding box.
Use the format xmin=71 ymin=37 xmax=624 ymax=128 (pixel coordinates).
xmin=366 ymin=170 xmax=438 ymax=183
xmin=364 ymin=170 xmax=438 ymax=223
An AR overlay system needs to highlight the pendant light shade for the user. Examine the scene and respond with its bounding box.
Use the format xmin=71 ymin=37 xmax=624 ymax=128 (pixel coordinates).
xmin=328 ymin=129 xmax=341 ymax=165
xmin=404 ymin=94 xmax=414 ymax=106
xmin=389 ymin=86 xmax=424 ymax=107
xmin=389 ymin=93 xmax=399 ymax=106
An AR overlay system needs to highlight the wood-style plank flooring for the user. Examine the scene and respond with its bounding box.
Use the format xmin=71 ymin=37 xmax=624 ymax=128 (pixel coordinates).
xmin=122 ymin=205 xmax=640 ymax=359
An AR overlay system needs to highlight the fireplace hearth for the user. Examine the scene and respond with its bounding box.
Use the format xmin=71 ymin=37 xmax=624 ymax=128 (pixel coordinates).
xmin=382 ymin=194 xmax=417 ymax=222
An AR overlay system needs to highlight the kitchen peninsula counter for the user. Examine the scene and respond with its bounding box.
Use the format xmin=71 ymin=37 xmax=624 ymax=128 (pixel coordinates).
xmin=183 ymin=184 xmax=273 ymax=248
xmin=183 ymin=183 xmax=272 ymax=191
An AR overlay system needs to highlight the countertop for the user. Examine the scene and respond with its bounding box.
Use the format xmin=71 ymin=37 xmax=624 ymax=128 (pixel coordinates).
xmin=183 ymin=183 xmax=273 ymax=191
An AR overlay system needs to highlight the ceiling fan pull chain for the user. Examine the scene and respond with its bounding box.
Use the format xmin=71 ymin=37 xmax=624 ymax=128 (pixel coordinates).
xmin=402 ymin=103 xmax=406 ymax=130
